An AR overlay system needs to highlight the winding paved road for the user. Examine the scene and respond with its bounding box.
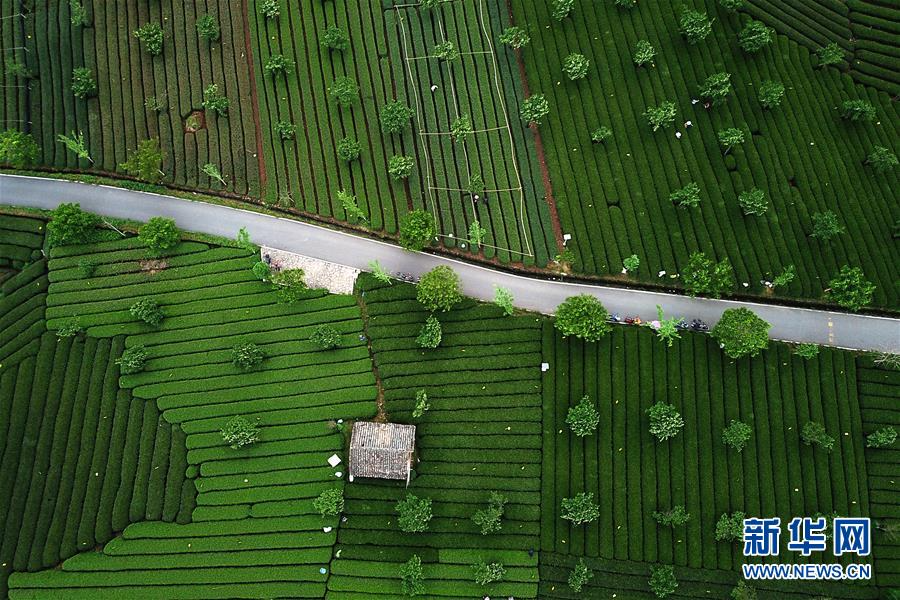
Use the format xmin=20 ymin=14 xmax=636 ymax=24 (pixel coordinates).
xmin=2 ymin=174 xmax=898 ymax=352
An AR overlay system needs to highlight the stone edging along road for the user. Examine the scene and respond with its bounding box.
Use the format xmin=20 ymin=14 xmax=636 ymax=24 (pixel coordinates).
xmin=1 ymin=174 xmax=898 ymax=353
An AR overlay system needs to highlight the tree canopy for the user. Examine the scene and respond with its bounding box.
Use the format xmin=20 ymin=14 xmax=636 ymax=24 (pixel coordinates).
xmin=553 ymin=295 xmax=611 ymax=341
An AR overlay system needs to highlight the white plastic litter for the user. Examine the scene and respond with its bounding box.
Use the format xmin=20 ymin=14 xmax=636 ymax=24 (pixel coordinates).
xmin=541 ymin=362 xmax=550 ymax=372
xmin=563 ymin=233 xmax=572 ymax=241
xmin=658 ymin=270 xmax=666 ymax=277
xmin=675 ymin=131 xmax=682 ymax=139
xmin=335 ymin=471 xmax=343 ymax=478
xmin=323 ymin=526 xmax=333 ymax=533
xmin=327 ymin=454 xmax=341 ymax=467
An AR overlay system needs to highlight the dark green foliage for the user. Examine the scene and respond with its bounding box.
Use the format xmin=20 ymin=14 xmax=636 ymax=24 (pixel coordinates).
xmin=115 ymin=345 xmax=148 ymax=375
xmin=264 ymin=54 xmax=294 ymax=77
xmin=711 ymin=308 xmax=770 ymax=359
xmin=553 ymin=295 xmax=611 ymax=341
xmin=231 ymin=342 xmax=266 ymax=370
xmin=399 ymin=210 xmax=436 ymax=251
xmin=56 ymin=319 xmax=83 ymax=338
xmin=337 ymin=137 xmax=361 ymax=162
xmin=400 ymin=555 xmax=425 ymax=596
xmin=678 ymin=9 xmax=713 ymax=44
xmin=826 ymin=265 xmax=875 ymax=310
xmin=698 ymin=72 xmax=732 ymax=106
xmin=738 ymin=188 xmax=767 ymax=216
xmin=47 ymin=203 xmax=99 ymax=247
xmin=647 ymin=401 xmax=684 ymax=441
xmin=652 ymin=505 xmax=691 ymax=527
xmin=563 ymin=53 xmax=590 ymax=80
xmin=551 ymin=0 xmax=575 ymax=20
xmin=591 ymin=126 xmax=612 ymax=143
xmin=793 ymin=343 xmax=820 ymax=359
xmin=0 ymin=129 xmax=40 ymax=167
xmin=472 ymin=491 xmax=508 ymax=535
xmin=119 ymin=138 xmax=164 ymax=183
xmin=801 ymin=421 xmax=835 ymax=451
xmin=311 ymin=324 xmax=341 ymax=350
xmin=649 ymin=565 xmax=677 ymax=598
xmin=644 ymin=101 xmax=676 ymax=131
xmin=416 ymin=315 xmax=442 ymax=349
xmin=810 ymin=210 xmax=844 ymax=241
xmin=867 ymin=146 xmax=897 ymax=173
xmin=71 ymin=67 xmax=96 ymax=99
xmin=220 ymin=415 xmax=260 ymax=449
xmin=472 ymin=561 xmax=506 ymax=585
xmin=567 ymin=558 xmax=593 ymax=592
xmin=251 ymin=260 xmax=271 ymax=281
xmin=867 ymin=426 xmax=897 ymax=448
xmin=138 ymin=217 xmax=179 ymax=257
xmin=380 ymin=101 xmax=415 ymax=134
xmin=416 ymin=266 xmax=462 ymax=312
xmin=669 ymin=182 xmax=701 ymax=207
xmin=566 ymin=395 xmax=600 ymax=437
xmin=313 ymin=488 xmax=344 ymax=516
xmin=632 ymin=40 xmax=656 ymax=67
xmin=499 ymin=26 xmax=530 ymax=48
xmin=561 ymin=492 xmax=600 ymax=525
xmin=396 ymin=494 xmax=432 ymax=533
xmin=817 ymin=42 xmax=844 ymax=67
xmin=715 ymin=511 xmax=745 ymax=541
xmin=722 ymin=420 xmax=752 ymax=451
xmin=195 ymin=14 xmax=220 ymax=42
xmin=202 ymin=84 xmax=229 ymax=116
xmin=258 ymin=0 xmax=279 ymax=19
xmin=682 ymin=252 xmax=734 ymax=298
xmin=521 ymin=94 xmax=550 ymax=124
xmin=134 ymin=23 xmax=164 ymax=56
xmin=731 ymin=581 xmax=757 ymax=600
xmin=129 ymin=298 xmax=164 ymax=326
xmin=321 ymin=26 xmax=349 ymax=51
xmin=737 ymin=20 xmax=773 ymax=52
xmin=757 ymin=80 xmax=785 ymax=109
xmin=719 ymin=0 xmax=744 ymax=11
xmin=388 ymin=155 xmax=414 ymax=179
xmin=270 ymin=268 xmax=307 ymax=303
xmin=274 ymin=120 xmax=297 ymax=140
xmin=840 ymin=99 xmax=876 ymax=122
xmin=76 ymin=258 xmax=97 ymax=278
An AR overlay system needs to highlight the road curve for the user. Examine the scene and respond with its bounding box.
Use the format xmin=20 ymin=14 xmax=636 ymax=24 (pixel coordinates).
xmin=1 ymin=174 xmax=898 ymax=353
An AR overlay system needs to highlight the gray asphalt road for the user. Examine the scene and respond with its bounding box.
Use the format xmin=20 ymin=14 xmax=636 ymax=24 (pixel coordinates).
xmin=2 ymin=174 xmax=898 ymax=352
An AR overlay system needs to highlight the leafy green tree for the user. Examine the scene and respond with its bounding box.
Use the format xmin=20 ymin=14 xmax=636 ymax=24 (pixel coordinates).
xmin=715 ymin=511 xmax=746 ymax=541
xmin=840 ymin=99 xmax=876 ymax=122
xmin=0 ymin=129 xmax=40 ymax=168
xmin=801 ymin=421 xmax=835 ymax=452
xmin=682 ymin=251 xmax=734 ymax=298
xmin=130 ymin=298 xmax=165 ymax=326
xmin=499 ymin=26 xmax=530 ymax=48
xmin=866 ymin=146 xmax=897 ymax=173
xmin=264 ymin=53 xmax=294 ymax=77
xmin=566 ymin=395 xmax=600 ymax=437
xmin=678 ymin=9 xmax=713 ymax=44
xmin=826 ymin=265 xmax=875 ymax=310
xmin=647 ymin=402 xmax=684 ymax=441
xmin=468 ymin=220 xmax=487 ymax=248
xmin=810 ymin=210 xmax=844 ymax=241
xmin=321 ymin=25 xmax=350 ymax=51
xmin=369 ymin=260 xmax=392 ymax=285
xmin=252 ymin=261 xmax=271 ymax=281
xmin=196 ymin=14 xmax=220 ymax=42
xmin=57 ymin=131 xmax=92 ymax=163
xmin=738 ymin=188 xmax=767 ymax=216
xmin=738 ymin=20 xmax=773 ymax=52
xmin=712 ymin=308 xmax=770 ymax=359
xmin=771 ymin=264 xmax=796 ymax=289
xmin=232 ymin=342 xmax=266 ymax=370
xmin=337 ymin=136 xmax=361 ymax=161
xmin=615 ymin=0 xmax=638 ymax=7
xmin=120 ymin=138 xmax=164 ymax=183
xmin=221 ymin=415 xmax=261 ymax=449
xmin=388 ymin=155 xmax=415 ymax=180
xmin=329 ymin=76 xmax=358 ymax=108
xmin=563 ymin=53 xmax=590 ymax=80
xmin=416 ymin=315 xmax=442 ymax=349
xmin=433 ymin=40 xmax=459 ymax=61
xmin=258 ymin=0 xmax=280 ymax=19
xmin=271 ymin=269 xmax=307 ymax=303
xmin=412 ymin=389 xmax=430 ymax=418
xmin=380 ymin=101 xmax=415 ymax=134
xmin=551 ymin=0 xmax=575 ymax=20
xmin=202 ymin=83 xmax=229 ymax=116
xmin=718 ymin=127 xmax=745 ymax=154
xmin=757 ymin=80 xmax=785 ymax=109
xmin=338 ymin=189 xmax=366 ymax=223
xmin=57 ymin=319 xmax=84 ymax=338
xmin=648 ymin=305 xmax=681 ymax=347
xmin=202 ymin=162 xmax=226 ymax=186
xmin=653 ymin=505 xmax=691 ymax=527
xmin=134 ymin=23 xmax=164 ymax=55
xmin=313 ymin=488 xmax=344 ymax=516
xmin=867 ymin=426 xmax=897 ymax=448
xmin=450 ymin=114 xmax=473 ymax=143
xmin=311 ymin=324 xmax=341 ymax=350
xmin=633 ymin=40 xmax=656 ymax=67
xmin=494 ymin=286 xmax=514 ymax=316
xmin=396 ymin=494 xmax=433 ymax=532
xmin=116 ymin=345 xmax=148 ymax=374
xmin=77 ymin=258 xmax=98 ymax=278
xmin=473 ymin=561 xmax=505 ymax=585
xmin=520 ymin=94 xmax=550 ymax=125
xmin=568 ymin=558 xmax=593 ymax=592
xmin=644 ymin=101 xmax=676 ymax=131
xmin=69 ymin=0 xmax=87 ymax=25
xmin=399 ymin=210 xmax=436 ymax=251
xmin=669 ymin=182 xmax=701 ymax=208
xmin=4 ymin=57 xmax=31 ymax=79
xmin=719 ymin=0 xmax=745 ymax=11
xmin=623 ymin=254 xmax=640 ymax=273
xmin=47 ymin=203 xmax=99 ymax=246
xmin=793 ymin=343 xmax=820 ymax=359
xmin=472 ymin=491 xmax=508 ymax=535
xmin=554 ymin=295 xmax=611 ymax=341
xmin=71 ymin=67 xmax=97 ymax=99
xmin=816 ymin=42 xmax=844 ymax=67
xmin=561 ymin=492 xmax=600 ymax=525
xmin=731 ymin=581 xmax=758 ymax=600
xmin=699 ymin=72 xmax=732 ymax=106
xmin=138 ymin=217 xmax=179 ymax=257
xmin=417 ymin=266 xmax=462 ymax=312
xmin=591 ymin=126 xmax=612 ymax=144
xmin=274 ymin=120 xmax=297 ymax=140
xmin=400 ymin=555 xmax=425 ymax=596
xmin=649 ymin=565 xmax=677 ymax=598
xmin=722 ymin=420 xmax=753 ymax=452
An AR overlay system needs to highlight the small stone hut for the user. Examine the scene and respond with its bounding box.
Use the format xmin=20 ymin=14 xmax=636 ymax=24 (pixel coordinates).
xmin=349 ymin=421 xmax=416 ymax=485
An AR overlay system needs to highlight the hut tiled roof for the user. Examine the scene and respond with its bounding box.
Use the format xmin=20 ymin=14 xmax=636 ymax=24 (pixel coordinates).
xmin=349 ymin=421 xmax=416 ymax=482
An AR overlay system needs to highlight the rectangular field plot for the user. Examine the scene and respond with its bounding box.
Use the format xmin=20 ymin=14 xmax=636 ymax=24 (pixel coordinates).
xmin=389 ymin=0 xmax=541 ymax=263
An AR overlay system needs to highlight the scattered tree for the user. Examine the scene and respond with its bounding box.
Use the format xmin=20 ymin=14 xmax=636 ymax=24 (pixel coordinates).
xmin=433 ymin=40 xmax=459 ymax=62
xmin=145 ymin=95 xmax=165 ymax=112
xmin=221 ymin=415 xmax=261 ymax=449
xmin=633 ymin=40 xmax=657 ymax=67
xmin=400 ymin=555 xmax=425 ymax=597
xmin=561 ymin=492 xmax=600 ymax=525
xmin=644 ymin=101 xmax=677 ymax=131
xmin=682 ymin=251 xmax=734 ymax=298
xmin=473 ymin=561 xmax=506 ymax=586
xmin=839 ymin=99 xmax=876 ymax=122
xmin=472 ymin=491 xmax=508 ymax=535
xmin=551 ymin=0 xmax=575 ymax=21
xmin=396 ymin=494 xmax=433 ymax=532
xmin=311 ymin=324 xmax=341 ymax=350
xmin=258 ymin=0 xmax=280 ymax=19
xmin=867 ymin=426 xmax=897 ymax=449
xmin=591 ymin=126 xmax=612 ymax=144
xmin=202 ymin=83 xmax=229 ymax=116
xmin=120 ymin=138 xmax=164 ymax=183
xmin=771 ymin=264 xmax=796 ymax=289
xmin=494 ymin=286 xmax=514 ymax=315
xmin=757 ymin=80 xmax=785 ymax=109
xmin=801 ymin=421 xmax=835 ymax=452
xmin=57 ymin=319 xmax=84 ymax=338
xmin=321 ymin=26 xmax=350 ymax=51
xmin=520 ymin=94 xmax=550 ymax=125
xmin=738 ymin=188 xmax=767 ymax=216
xmin=232 ymin=342 xmax=266 ymax=370
xmin=731 ymin=581 xmax=758 ymax=600
xmin=648 ymin=305 xmax=681 ymax=347
xmin=649 ymin=565 xmax=678 ymax=598
xmin=698 ymin=72 xmax=732 ymax=106
xmin=69 ymin=0 xmax=87 ymax=26
xmin=71 ymin=67 xmax=97 ymax=99
xmin=57 ymin=131 xmax=92 ymax=163
xmin=793 ymin=343 xmax=820 ymax=359
xmin=388 ymin=155 xmax=415 ymax=180
xmin=412 ymin=389 xmax=430 ymax=418
xmin=810 ymin=210 xmax=844 ymax=241
xmin=270 ymin=268 xmax=307 ymax=303
xmin=653 ymin=505 xmax=691 ymax=527
xmin=623 ymin=254 xmax=640 ymax=273
xmin=719 ymin=0 xmax=745 ymax=12
xmin=138 ymin=217 xmax=179 ymax=257
xmin=274 ymin=120 xmax=297 ymax=141
xmin=202 ymin=162 xmax=226 ymax=186
xmin=826 ymin=265 xmax=875 ymax=310
xmin=450 ymin=114 xmax=473 ymax=143
xmin=0 ymin=129 xmax=39 ymax=168
xmin=417 ymin=266 xmax=462 ymax=312
xmin=816 ymin=42 xmax=844 ymax=67
xmin=369 ymin=260 xmax=392 ymax=285
xmin=264 ymin=53 xmax=294 ymax=77
xmin=116 ymin=345 xmax=148 ymax=374
xmin=4 ymin=57 xmax=31 ymax=79
xmin=712 ymin=308 xmax=770 ymax=359
xmin=567 ymin=395 xmax=600 ymax=437
xmin=669 ymin=182 xmax=701 ymax=208
xmin=553 ymin=295 xmax=611 ymax=341
xmin=77 ymin=258 xmax=98 ymax=278
xmin=866 ymin=146 xmax=897 ymax=173
xmin=252 ymin=261 xmax=271 ymax=281
xmin=399 ymin=210 xmax=436 ymax=251
xmin=499 ymin=26 xmax=530 ymax=49
xmin=647 ymin=402 xmax=684 ymax=441
xmin=715 ymin=511 xmax=746 ymax=542
xmin=380 ymin=101 xmax=415 ymax=134
xmin=738 ymin=20 xmax=773 ymax=52
xmin=196 ymin=14 xmax=220 ymax=42
xmin=134 ymin=23 xmax=164 ymax=56
xmin=678 ymin=9 xmax=713 ymax=44
xmin=130 ymin=298 xmax=165 ymax=326
xmin=467 ymin=220 xmax=487 ymax=248
xmin=313 ymin=488 xmax=344 ymax=516
xmin=416 ymin=315 xmax=442 ymax=349
xmin=615 ymin=0 xmax=638 ymax=7
xmin=563 ymin=53 xmax=590 ymax=80
xmin=718 ymin=127 xmax=745 ymax=154
xmin=338 ymin=189 xmax=366 ymax=223
xmin=47 ymin=203 xmax=99 ymax=246
xmin=722 ymin=420 xmax=753 ymax=452
xmin=329 ymin=76 xmax=359 ymax=108
xmin=568 ymin=558 xmax=593 ymax=592
xmin=337 ymin=136 xmax=361 ymax=162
